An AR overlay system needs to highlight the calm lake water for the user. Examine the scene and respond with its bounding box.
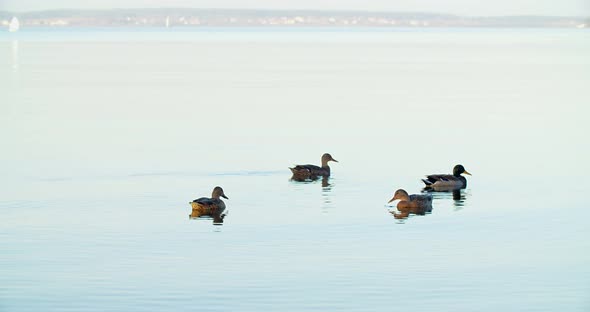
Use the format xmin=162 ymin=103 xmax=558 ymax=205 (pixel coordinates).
xmin=1 ymin=28 xmax=589 ymax=311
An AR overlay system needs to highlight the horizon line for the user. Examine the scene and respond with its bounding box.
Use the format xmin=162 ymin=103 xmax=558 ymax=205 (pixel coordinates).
xmin=1 ymin=7 xmax=588 ymax=19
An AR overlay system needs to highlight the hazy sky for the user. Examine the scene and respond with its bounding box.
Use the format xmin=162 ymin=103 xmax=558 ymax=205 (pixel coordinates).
xmin=0 ymin=0 xmax=588 ymax=16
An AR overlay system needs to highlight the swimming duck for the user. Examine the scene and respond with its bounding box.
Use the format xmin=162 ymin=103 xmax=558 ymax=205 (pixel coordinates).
xmin=422 ymin=164 xmax=471 ymax=190
xmin=387 ymin=189 xmax=433 ymax=215
xmin=289 ymin=153 xmax=338 ymax=179
xmin=189 ymin=186 xmax=228 ymax=215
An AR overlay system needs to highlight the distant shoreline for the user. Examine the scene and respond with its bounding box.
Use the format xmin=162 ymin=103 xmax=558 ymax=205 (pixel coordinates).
xmin=1 ymin=8 xmax=588 ymax=29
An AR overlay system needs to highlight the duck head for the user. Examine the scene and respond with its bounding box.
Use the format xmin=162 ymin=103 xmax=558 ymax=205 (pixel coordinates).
xmin=321 ymin=153 xmax=338 ymax=166
xmin=211 ymin=186 xmax=228 ymax=199
xmin=388 ymin=189 xmax=410 ymax=203
xmin=453 ymin=164 xmax=471 ymax=177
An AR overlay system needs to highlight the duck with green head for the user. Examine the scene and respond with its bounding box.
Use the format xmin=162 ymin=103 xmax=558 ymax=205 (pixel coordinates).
xmin=422 ymin=164 xmax=471 ymax=190
xmin=289 ymin=153 xmax=338 ymax=179
xmin=189 ymin=186 xmax=228 ymax=216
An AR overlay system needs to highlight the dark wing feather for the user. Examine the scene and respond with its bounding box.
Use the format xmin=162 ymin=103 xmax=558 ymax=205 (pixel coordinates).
xmin=293 ymin=164 xmax=322 ymax=171
xmin=409 ymin=194 xmax=432 ymax=202
xmin=193 ymin=197 xmax=215 ymax=205
xmin=426 ymin=174 xmax=458 ymax=183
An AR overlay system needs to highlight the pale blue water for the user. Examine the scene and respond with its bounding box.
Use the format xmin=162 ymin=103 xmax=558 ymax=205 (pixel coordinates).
xmin=1 ymin=28 xmax=589 ymax=311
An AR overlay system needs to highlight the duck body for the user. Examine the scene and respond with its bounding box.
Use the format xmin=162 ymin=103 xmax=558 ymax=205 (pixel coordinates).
xmin=388 ymin=189 xmax=433 ymax=216
xmin=422 ymin=174 xmax=467 ymax=189
xmin=290 ymin=164 xmax=330 ymax=178
xmin=395 ymin=194 xmax=433 ymax=215
xmin=290 ymin=153 xmax=338 ymax=179
xmin=190 ymin=197 xmax=226 ymax=215
xmin=422 ymin=164 xmax=471 ymax=190
xmin=189 ymin=186 xmax=228 ymax=216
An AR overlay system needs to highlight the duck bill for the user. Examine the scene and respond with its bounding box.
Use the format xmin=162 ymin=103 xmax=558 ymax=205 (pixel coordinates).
xmin=332 ymin=159 xmax=339 ymax=163
xmin=222 ymin=194 xmax=229 ymax=199
xmin=387 ymin=197 xmax=395 ymax=203
xmin=463 ymin=170 xmax=472 ymax=176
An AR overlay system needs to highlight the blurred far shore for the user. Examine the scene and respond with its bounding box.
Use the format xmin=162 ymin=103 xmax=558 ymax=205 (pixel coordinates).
xmin=1 ymin=8 xmax=588 ymax=29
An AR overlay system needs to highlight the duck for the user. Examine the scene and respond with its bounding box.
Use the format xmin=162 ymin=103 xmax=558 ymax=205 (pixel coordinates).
xmin=387 ymin=189 xmax=433 ymax=216
xmin=189 ymin=186 xmax=228 ymax=215
xmin=422 ymin=164 xmax=471 ymax=190
xmin=289 ymin=153 xmax=338 ymax=179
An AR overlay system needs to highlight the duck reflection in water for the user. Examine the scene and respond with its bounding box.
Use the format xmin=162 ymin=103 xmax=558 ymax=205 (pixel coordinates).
xmin=387 ymin=189 xmax=433 ymax=219
xmin=452 ymin=190 xmax=467 ymax=208
xmin=290 ymin=175 xmax=331 ymax=188
xmin=289 ymin=174 xmax=334 ymax=212
xmin=422 ymin=186 xmax=468 ymax=209
xmin=188 ymin=186 xmax=228 ymax=225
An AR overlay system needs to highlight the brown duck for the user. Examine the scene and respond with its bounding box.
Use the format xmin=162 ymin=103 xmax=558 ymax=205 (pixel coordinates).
xmin=422 ymin=164 xmax=471 ymax=190
xmin=289 ymin=153 xmax=338 ymax=179
xmin=388 ymin=189 xmax=433 ymax=216
xmin=189 ymin=186 xmax=228 ymax=215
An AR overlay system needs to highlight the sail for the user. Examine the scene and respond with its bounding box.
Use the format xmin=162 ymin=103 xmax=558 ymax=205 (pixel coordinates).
xmin=8 ymin=17 xmax=20 ymax=32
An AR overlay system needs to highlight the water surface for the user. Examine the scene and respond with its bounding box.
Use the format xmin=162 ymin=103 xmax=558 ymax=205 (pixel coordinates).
xmin=1 ymin=28 xmax=589 ymax=311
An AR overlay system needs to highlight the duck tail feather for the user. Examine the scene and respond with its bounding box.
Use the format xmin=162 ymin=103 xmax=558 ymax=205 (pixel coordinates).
xmin=421 ymin=178 xmax=433 ymax=186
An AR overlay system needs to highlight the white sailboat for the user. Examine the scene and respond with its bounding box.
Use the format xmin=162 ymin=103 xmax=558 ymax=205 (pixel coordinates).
xmin=165 ymin=16 xmax=170 ymax=28
xmin=8 ymin=16 xmax=20 ymax=32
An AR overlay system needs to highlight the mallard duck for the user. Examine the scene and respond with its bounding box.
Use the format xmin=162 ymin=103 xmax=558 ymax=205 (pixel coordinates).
xmin=422 ymin=164 xmax=471 ymax=189
xmin=289 ymin=153 xmax=338 ymax=179
xmin=388 ymin=189 xmax=433 ymax=215
xmin=189 ymin=186 xmax=228 ymax=215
